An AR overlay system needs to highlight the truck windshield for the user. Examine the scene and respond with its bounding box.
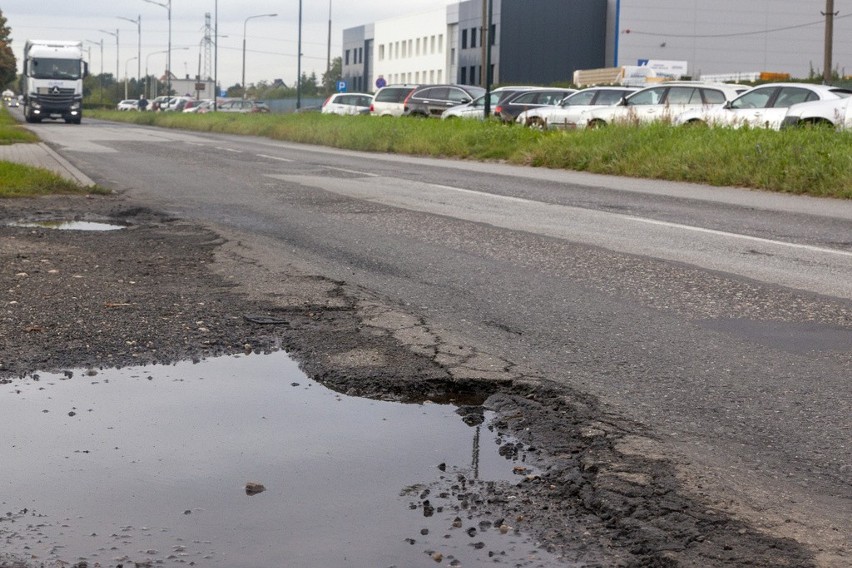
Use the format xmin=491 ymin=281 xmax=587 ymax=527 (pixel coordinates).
xmin=30 ymin=58 xmax=81 ymax=80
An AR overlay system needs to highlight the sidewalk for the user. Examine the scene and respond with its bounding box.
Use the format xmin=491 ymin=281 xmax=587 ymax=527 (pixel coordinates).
xmin=0 ymin=142 xmax=95 ymax=186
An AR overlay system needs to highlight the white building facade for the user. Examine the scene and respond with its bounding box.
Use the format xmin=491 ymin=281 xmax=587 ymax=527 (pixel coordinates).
xmin=342 ymin=1 xmax=851 ymax=93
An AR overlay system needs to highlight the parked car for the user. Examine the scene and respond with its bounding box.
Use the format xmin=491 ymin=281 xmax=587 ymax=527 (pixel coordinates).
xmin=582 ymin=82 xmax=746 ymax=127
xmin=182 ymin=99 xmax=213 ymax=113
xmin=116 ymin=99 xmax=138 ymax=111
xmin=440 ymin=86 xmax=538 ymax=120
xmin=781 ymin=96 xmax=852 ymax=130
xmin=322 ymin=93 xmax=374 ymax=115
xmin=674 ymin=83 xmax=852 ymax=130
xmin=370 ymin=85 xmax=419 ymax=117
xmin=161 ymin=96 xmax=195 ymax=112
xmin=149 ymin=95 xmax=171 ymax=111
xmin=217 ymin=99 xmax=271 ymax=113
xmin=494 ymin=88 xmax=576 ymax=122
xmin=515 ymin=86 xmax=639 ymax=129
xmin=403 ymin=84 xmax=486 ymax=117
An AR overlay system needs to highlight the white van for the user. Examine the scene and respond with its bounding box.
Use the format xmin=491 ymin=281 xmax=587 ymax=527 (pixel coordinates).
xmin=369 ymin=85 xmax=419 ymax=117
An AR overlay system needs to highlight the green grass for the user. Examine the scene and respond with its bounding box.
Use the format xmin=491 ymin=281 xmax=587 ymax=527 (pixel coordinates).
xmin=92 ymin=110 xmax=852 ymax=199
xmin=0 ymin=107 xmax=39 ymax=145
xmin=0 ymin=107 xmax=108 ymax=198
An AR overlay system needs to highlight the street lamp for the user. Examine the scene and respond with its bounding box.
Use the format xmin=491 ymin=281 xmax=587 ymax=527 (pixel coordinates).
xmin=143 ymin=0 xmax=171 ymax=96
xmin=297 ymin=0 xmax=302 ymax=109
xmin=118 ymin=15 xmax=142 ymax=96
xmin=242 ymin=13 xmax=277 ymax=100
xmin=125 ymin=56 xmax=138 ymax=99
xmin=146 ymin=47 xmax=189 ymax=99
xmin=86 ymin=39 xmax=104 ymax=100
xmin=99 ymin=28 xmax=119 ymax=83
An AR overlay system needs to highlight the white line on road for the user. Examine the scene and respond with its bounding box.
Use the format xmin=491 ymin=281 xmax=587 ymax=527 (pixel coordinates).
xmin=217 ymin=147 xmax=243 ymax=153
xmin=257 ymin=154 xmax=294 ymax=162
xmin=434 ymin=184 xmax=852 ymax=259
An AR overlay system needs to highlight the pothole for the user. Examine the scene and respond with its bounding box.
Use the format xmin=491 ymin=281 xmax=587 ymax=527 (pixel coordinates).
xmin=0 ymin=352 xmax=565 ymax=567
xmin=7 ymin=220 xmax=126 ymax=231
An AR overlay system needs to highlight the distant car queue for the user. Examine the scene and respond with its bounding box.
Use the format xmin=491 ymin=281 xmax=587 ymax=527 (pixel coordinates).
xmin=113 ymin=81 xmax=852 ymax=131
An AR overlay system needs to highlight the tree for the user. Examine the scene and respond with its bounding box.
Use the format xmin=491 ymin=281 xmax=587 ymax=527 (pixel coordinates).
xmin=321 ymin=57 xmax=342 ymax=94
xmin=299 ymin=71 xmax=318 ymax=96
xmin=0 ymin=10 xmax=17 ymax=90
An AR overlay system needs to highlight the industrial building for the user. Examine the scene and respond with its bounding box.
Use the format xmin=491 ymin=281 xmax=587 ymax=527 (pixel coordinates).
xmin=342 ymin=0 xmax=850 ymax=92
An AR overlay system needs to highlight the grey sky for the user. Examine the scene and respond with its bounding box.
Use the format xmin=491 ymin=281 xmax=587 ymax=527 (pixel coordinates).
xmin=3 ymin=0 xmax=452 ymax=88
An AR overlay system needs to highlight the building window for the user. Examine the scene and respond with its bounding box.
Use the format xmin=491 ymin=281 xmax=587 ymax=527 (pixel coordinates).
xmin=470 ymin=28 xmax=477 ymax=49
xmin=430 ymin=69 xmax=435 ymax=82
xmin=416 ymin=38 xmax=420 ymax=56
xmin=461 ymin=29 xmax=467 ymax=49
xmin=461 ymin=67 xmax=467 ymax=84
xmin=359 ymin=47 xmax=363 ymax=63
xmin=438 ymin=69 xmax=442 ymax=82
xmin=345 ymin=49 xmax=350 ymax=65
xmin=431 ymin=35 xmax=436 ymax=54
xmin=490 ymin=24 xmax=496 ymax=45
xmin=378 ymin=44 xmax=384 ymax=61
xmin=439 ymin=34 xmax=443 ymax=53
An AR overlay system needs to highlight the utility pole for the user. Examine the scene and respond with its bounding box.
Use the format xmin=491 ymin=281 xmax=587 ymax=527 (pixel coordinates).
xmin=822 ymin=0 xmax=838 ymax=84
xmin=326 ymin=0 xmax=332 ymax=93
xmin=480 ymin=0 xmax=487 ymax=87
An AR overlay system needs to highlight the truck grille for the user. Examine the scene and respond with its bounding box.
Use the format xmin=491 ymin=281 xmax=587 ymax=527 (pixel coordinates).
xmin=36 ymin=87 xmax=76 ymax=106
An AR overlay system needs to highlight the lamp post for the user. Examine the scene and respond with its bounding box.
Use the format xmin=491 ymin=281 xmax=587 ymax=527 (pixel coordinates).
xmin=125 ymin=56 xmax=138 ymax=99
xmin=242 ymin=13 xmax=277 ymax=100
xmin=99 ymin=28 xmax=119 ymax=83
xmin=146 ymin=47 xmax=188 ymax=99
xmin=86 ymin=39 xmax=104 ymax=101
xmin=143 ymin=0 xmax=171 ymax=96
xmin=297 ymin=0 xmax=302 ymax=109
xmin=118 ymin=15 xmax=142 ymax=96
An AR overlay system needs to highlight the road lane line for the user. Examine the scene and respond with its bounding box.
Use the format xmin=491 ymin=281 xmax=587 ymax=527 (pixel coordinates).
xmin=257 ymin=154 xmax=294 ymax=162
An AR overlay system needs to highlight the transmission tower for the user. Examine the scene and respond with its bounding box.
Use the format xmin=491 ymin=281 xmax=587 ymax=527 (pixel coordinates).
xmin=201 ymin=12 xmax=213 ymax=81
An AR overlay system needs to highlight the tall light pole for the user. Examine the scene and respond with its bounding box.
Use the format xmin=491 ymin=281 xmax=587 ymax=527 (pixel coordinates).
xmin=214 ymin=0 xmax=219 ymax=110
xmin=242 ymin=13 xmax=277 ymax=100
xmin=99 ymin=28 xmax=119 ymax=83
xmin=125 ymin=56 xmax=138 ymax=99
xmin=86 ymin=39 xmax=104 ymax=101
xmin=145 ymin=47 xmax=189 ymax=99
xmin=297 ymin=0 xmax=302 ymax=109
xmin=326 ymin=0 xmax=332 ymax=94
xmin=143 ymin=0 xmax=171 ymax=96
xmin=118 ymin=15 xmax=142 ymax=96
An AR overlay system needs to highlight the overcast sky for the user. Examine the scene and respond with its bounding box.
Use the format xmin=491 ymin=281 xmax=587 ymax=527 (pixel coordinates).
xmin=3 ymin=0 xmax=452 ymax=88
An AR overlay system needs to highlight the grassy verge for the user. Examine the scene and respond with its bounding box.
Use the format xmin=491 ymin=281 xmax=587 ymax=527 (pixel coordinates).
xmin=0 ymin=107 xmax=108 ymax=198
xmin=0 ymin=107 xmax=39 ymax=145
xmin=92 ymin=110 xmax=852 ymax=199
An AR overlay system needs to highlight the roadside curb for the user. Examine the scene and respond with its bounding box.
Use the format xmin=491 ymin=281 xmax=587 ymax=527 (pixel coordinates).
xmin=0 ymin=142 xmax=95 ymax=187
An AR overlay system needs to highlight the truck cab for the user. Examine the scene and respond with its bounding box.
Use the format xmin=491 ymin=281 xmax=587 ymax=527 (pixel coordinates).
xmin=21 ymin=40 xmax=87 ymax=124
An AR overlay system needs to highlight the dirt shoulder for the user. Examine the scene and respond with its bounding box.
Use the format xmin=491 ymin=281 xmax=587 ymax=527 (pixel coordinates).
xmin=0 ymin=194 xmax=833 ymax=567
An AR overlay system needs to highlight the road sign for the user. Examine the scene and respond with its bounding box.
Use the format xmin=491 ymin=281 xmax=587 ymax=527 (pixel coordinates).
xmin=375 ymin=76 xmax=387 ymax=89
xmin=336 ymin=81 xmax=347 ymax=93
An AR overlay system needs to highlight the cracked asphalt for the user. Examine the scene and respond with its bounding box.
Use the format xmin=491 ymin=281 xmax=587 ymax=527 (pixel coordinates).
xmin=0 ymin=195 xmax=841 ymax=567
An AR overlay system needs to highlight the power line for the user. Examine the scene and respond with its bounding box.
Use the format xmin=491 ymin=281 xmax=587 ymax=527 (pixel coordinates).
xmin=624 ymin=12 xmax=850 ymax=39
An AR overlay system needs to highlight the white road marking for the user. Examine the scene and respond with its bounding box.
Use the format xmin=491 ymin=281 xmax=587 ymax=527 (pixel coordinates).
xmin=257 ymin=154 xmax=294 ymax=162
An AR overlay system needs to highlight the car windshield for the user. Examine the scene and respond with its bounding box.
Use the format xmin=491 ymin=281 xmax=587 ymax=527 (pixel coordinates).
xmin=30 ymin=58 xmax=81 ymax=80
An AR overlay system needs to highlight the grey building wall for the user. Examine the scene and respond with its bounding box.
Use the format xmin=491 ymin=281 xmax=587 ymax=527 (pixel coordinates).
xmin=342 ymin=25 xmax=373 ymax=93
xmin=499 ymin=0 xmax=607 ymax=84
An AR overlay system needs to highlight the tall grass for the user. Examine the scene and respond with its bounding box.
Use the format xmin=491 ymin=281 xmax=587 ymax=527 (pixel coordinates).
xmin=91 ymin=110 xmax=852 ymax=199
xmin=0 ymin=107 xmax=39 ymax=145
xmin=0 ymin=162 xmax=98 ymax=197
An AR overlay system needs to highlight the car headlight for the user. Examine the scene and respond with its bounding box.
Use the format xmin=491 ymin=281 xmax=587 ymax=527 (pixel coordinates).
xmin=70 ymin=101 xmax=81 ymax=110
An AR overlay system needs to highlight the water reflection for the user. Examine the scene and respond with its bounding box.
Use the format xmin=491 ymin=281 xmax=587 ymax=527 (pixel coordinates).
xmin=8 ymin=220 xmax=125 ymax=231
xmin=0 ymin=352 xmax=560 ymax=567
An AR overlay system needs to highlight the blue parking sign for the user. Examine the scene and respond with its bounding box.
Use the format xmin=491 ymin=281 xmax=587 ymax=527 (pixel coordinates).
xmin=336 ymin=81 xmax=347 ymax=93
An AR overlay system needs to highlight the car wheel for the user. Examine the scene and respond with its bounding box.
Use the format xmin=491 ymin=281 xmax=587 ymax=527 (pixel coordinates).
xmin=683 ymin=119 xmax=707 ymax=127
xmin=527 ymin=116 xmax=546 ymax=130
xmin=587 ymin=119 xmax=607 ymax=129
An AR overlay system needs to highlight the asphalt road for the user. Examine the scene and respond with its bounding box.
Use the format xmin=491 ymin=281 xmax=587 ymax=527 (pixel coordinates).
xmin=28 ymin=118 xmax=852 ymax=563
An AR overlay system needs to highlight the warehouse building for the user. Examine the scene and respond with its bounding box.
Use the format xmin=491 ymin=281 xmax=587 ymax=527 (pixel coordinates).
xmin=342 ymin=0 xmax=851 ymax=92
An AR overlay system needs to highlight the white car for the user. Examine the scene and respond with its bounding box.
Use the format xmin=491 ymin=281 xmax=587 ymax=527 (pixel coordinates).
xmin=440 ymin=87 xmax=537 ymax=120
xmin=116 ymin=99 xmax=139 ymax=111
xmin=515 ymin=86 xmax=638 ymax=129
xmin=674 ymin=83 xmax=852 ymax=130
xmin=781 ymin=96 xmax=852 ymax=131
xmin=581 ymin=82 xmax=745 ymax=127
xmin=321 ymin=93 xmax=373 ymax=115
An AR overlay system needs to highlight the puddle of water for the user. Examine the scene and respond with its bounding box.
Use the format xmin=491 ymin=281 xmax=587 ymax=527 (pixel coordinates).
xmin=0 ymin=352 xmax=564 ymax=567
xmin=8 ymin=220 xmax=125 ymax=231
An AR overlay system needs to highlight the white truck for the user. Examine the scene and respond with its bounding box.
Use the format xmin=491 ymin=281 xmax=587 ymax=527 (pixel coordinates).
xmin=21 ymin=40 xmax=87 ymax=124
